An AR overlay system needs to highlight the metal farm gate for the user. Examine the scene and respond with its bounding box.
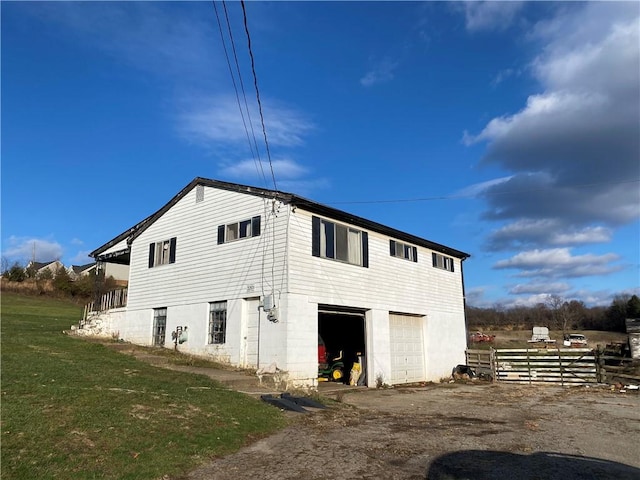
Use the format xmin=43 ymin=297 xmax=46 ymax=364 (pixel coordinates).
xmin=466 ymin=348 xmax=597 ymax=386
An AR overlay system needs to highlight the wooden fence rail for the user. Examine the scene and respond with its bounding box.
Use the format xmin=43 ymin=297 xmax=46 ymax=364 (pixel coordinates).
xmin=466 ymin=348 xmax=597 ymax=386
xmin=82 ymin=288 xmax=128 ymax=322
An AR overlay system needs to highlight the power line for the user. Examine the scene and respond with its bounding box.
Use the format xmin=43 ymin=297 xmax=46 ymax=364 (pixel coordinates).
xmin=211 ymin=0 xmax=268 ymax=188
xmin=221 ymin=0 xmax=266 ymax=187
xmin=326 ymin=179 xmax=640 ymax=206
xmin=240 ymin=0 xmax=278 ymax=192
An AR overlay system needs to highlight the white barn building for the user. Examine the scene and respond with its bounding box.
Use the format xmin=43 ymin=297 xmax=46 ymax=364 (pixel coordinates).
xmin=89 ymin=178 xmax=470 ymax=388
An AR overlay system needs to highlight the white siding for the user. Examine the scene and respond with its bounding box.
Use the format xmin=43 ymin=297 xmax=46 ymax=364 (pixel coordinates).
xmin=283 ymin=209 xmax=466 ymax=384
xmin=123 ymin=186 xmax=290 ymax=368
xmin=100 ymin=238 xmax=129 ymax=256
xmin=104 ymin=263 xmax=129 ymax=282
xmin=106 ymin=185 xmax=466 ymax=387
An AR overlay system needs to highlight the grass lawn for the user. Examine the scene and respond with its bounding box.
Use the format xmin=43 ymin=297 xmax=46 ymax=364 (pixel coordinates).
xmin=1 ymin=292 xmax=285 ymax=480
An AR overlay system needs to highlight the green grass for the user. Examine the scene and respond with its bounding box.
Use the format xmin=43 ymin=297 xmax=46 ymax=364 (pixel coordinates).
xmin=1 ymin=292 xmax=285 ymax=480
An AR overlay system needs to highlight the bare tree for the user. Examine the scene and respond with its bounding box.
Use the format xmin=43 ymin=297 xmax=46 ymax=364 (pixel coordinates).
xmin=546 ymin=294 xmax=570 ymax=336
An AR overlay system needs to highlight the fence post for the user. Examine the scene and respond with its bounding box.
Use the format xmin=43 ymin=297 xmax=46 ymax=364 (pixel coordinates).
xmin=490 ymin=347 xmax=497 ymax=383
xmin=595 ymin=346 xmax=604 ymax=383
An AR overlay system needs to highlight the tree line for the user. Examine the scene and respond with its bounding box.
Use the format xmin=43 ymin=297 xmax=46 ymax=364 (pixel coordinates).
xmin=1 ymin=261 xmax=118 ymax=300
xmin=466 ymin=294 xmax=640 ymax=333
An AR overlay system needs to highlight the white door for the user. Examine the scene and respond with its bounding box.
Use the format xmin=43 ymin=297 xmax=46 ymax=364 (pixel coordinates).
xmin=389 ymin=314 xmax=426 ymax=384
xmin=243 ymin=298 xmax=260 ymax=368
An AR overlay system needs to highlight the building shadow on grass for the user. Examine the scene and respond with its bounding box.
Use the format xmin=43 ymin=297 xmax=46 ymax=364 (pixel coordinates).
xmin=426 ymin=450 xmax=640 ymax=480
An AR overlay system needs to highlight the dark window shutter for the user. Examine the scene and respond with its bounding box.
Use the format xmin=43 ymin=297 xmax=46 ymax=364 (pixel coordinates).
xmin=148 ymin=243 xmax=155 ymax=268
xmin=325 ymin=222 xmax=335 ymax=259
xmin=412 ymin=246 xmax=418 ymax=263
xmin=450 ymin=259 xmax=455 ymax=272
xmin=390 ymin=240 xmax=395 ymax=256
xmin=432 ymin=252 xmax=437 ymax=267
xmin=251 ymin=216 xmax=261 ymax=237
xmin=217 ymin=225 xmax=225 ymax=244
xmin=169 ymin=237 xmax=177 ymax=264
xmin=362 ymin=232 xmax=369 ymax=268
xmin=311 ymin=216 xmax=320 ymax=257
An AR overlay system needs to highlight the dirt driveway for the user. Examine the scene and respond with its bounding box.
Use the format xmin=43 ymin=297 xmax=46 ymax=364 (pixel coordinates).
xmin=180 ymin=382 xmax=639 ymax=480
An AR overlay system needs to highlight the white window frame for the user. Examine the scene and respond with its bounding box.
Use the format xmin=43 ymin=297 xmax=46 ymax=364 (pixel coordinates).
xmin=320 ymin=219 xmax=363 ymax=266
xmin=432 ymin=252 xmax=454 ymax=272
xmin=391 ymin=240 xmax=416 ymax=262
xmin=218 ymin=216 xmax=261 ymax=244
xmin=153 ymin=307 xmax=167 ymax=346
xmin=154 ymin=240 xmax=171 ymax=266
xmin=208 ymin=301 xmax=227 ymax=344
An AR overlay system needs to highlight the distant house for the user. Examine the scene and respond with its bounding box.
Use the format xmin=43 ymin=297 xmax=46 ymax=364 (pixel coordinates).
xmin=87 ymin=178 xmax=470 ymax=388
xmin=69 ymin=262 xmax=129 ymax=283
xmin=69 ymin=263 xmax=96 ymax=278
xmin=26 ymin=260 xmax=64 ymax=277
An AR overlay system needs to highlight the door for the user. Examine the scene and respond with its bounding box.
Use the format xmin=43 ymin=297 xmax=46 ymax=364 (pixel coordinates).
xmin=243 ymin=298 xmax=260 ymax=368
xmin=389 ymin=313 xmax=426 ymax=384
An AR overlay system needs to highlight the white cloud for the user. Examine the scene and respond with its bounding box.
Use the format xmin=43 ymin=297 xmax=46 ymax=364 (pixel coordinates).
xmin=509 ymin=282 xmax=571 ymax=295
xmin=219 ymin=158 xmax=308 ymax=181
xmin=455 ymin=176 xmax=513 ymax=197
xmin=360 ymin=57 xmax=398 ymax=87
xmin=178 ymin=95 xmax=315 ymax=149
xmin=487 ymin=219 xmax=612 ymax=251
xmin=463 ymin=1 xmax=525 ymax=33
xmin=494 ymin=248 xmax=622 ymax=279
xmin=70 ymin=250 xmax=93 ymax=265
xmin=2 ymin=236 xmax=63 ymax=263
xmin=465 ymin=3 xmax=639 ymax=257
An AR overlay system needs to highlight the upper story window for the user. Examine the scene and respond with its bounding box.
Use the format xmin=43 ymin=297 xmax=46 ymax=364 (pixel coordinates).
xmin=390 ymin=240 xmax=417 ymax=262
xmin=218 ymin=216 xmax=261 ymax=244
xmin=432 ymin=252 xmax=455 ymax=272
xmin=148 ymin=237 xmax=176 ymax=268
xmin=312 ymin=216 xmax=369 ymax=267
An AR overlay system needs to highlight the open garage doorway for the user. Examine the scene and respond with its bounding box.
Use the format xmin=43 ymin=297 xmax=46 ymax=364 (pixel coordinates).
xmin=318 ymin=305 xmax=367 ymax=386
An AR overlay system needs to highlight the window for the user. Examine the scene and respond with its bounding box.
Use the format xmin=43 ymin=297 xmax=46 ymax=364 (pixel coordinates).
xmin=153 ymin=308 xmax=167 ymax=346
xmin=432 ymin=252 xmax=455 ymax=272
xmin=208 ymin=301 xmax=227 ymax=344
xmin=312 ymin=216 xmax=368 ymax=267
xmin=148 ymin=237 xmax=176 ymax=268
xmin=390 ymin=240 xmax=417 ymax=262
xmin=218 ymin=216 xmax=261 ymax=244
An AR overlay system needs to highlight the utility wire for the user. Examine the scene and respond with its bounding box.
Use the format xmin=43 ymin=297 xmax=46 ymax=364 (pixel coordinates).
xmin=221 ymin=0 xmax=267 ymax=187
xmin=240 ymin=0 xmax=278 ymax=192
xmin=211 ymin=0 xmax=268 ymax=188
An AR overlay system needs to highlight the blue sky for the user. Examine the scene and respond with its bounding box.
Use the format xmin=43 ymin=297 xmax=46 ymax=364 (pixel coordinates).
xmin=2 ymin=1 xmax=639 ymax=308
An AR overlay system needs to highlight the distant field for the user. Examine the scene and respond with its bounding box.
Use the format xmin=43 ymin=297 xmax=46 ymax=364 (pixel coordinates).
xmin=468 ymin=329 xmax=629 ymax=349
xmin=0 ymin=292 xmax=285 ymax=480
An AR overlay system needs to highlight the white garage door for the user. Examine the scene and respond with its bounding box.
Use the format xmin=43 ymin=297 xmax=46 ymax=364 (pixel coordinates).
xmin=389 ymin=314 xmax=426 ymax=384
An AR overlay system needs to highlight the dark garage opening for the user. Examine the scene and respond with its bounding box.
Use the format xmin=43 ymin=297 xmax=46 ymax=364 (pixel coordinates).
xmin=318 ymin=306 xmax=367 ymax=386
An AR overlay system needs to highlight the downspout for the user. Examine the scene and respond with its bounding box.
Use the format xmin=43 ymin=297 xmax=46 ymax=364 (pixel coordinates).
xmin=460 ymin=256 xmax=470 ymax=343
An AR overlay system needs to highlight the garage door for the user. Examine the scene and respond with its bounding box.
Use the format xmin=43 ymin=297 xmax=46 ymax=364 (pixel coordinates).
xmin=389 ymin=314 xmax=426 ymax=384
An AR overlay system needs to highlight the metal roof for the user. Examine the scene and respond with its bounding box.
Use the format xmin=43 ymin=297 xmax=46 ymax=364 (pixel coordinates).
xmin=91 ymin=177 xmax=470 ymax=260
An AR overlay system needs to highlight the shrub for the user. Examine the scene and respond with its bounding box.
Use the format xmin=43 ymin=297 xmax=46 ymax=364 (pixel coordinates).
xmin=5 ymin=263 xmax=26 ymax=282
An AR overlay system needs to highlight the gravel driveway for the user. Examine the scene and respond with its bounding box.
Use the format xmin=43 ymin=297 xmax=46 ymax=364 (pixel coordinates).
xmin=179 ymin=382 xmax=640 ymax=480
